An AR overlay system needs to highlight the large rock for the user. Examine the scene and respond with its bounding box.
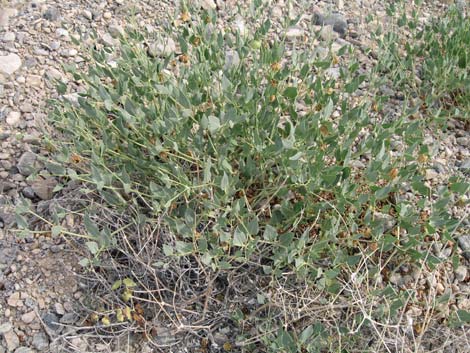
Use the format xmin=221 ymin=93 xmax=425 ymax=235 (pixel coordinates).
xmin=0 ymin=54 xmax=22 ymax=76
xmin=17 ymin=152 xmax=37 ymax=176
xmin=313 ymin=11 xmax=348 ymax=37
xmin=31 ymin=177 xmax=57 ymax=200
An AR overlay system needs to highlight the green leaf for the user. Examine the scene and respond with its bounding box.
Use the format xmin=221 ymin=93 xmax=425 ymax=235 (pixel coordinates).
xmin=84 ymin=214 xmax=100 ymax=239
xmin=457 ymin=310 xmax=470 ymax=323
xmin=247 ymin=217 xmax=259 ymax=235
xmin=283 ymin=87 xmax=298 ymax=100
xmin=85 ymin=241 xmax=100 ymax=255
xmin=450 ymin=182 xmax=469 ymax=194
xmin=78 ymin=258 xmax=89 ymax=267
xmin=175 ymin=241 xmax=193 ymax=255
xmin=51 ymin=225 xmax=62 ymax=237
xmin=299 ymin=325 xmax=314 ymax=344
xmin=203 ymin=158 xmax=212 ymax=183
xmin=322 ymin=99 xmax=334 ymax=119
xmin=163 ymin=244 xmax=174 ymax=256
xmin=207 ymin=115 xmax=221 ymax=133
xmin=111 ymin=280 xmax=122 ymax=290
xmin=123 ymin=278 xmax=137 ymax=288
xmin=221 ymin=172 xmax=229 ymax=193
xmin=233 ymin=227 xmax=247 ymax=247
xmin=263 ymin=225 xmax=278 ymax=241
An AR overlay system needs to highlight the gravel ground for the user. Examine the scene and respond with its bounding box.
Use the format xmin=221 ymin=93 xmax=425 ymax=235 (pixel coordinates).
xmin=0 ymin=0 xmax=468 ymax=352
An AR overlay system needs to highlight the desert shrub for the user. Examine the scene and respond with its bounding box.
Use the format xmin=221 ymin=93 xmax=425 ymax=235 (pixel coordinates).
xmin=16 ymin=1 xmax=469 ymax=352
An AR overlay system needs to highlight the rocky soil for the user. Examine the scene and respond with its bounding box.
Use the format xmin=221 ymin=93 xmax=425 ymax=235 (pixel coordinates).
xmin=0 ymin=0 xmax=468 ymax=352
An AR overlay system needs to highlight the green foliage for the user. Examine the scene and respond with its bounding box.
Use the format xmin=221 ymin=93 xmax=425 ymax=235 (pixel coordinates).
xmin=376 ymin=3 xmax=470 ymax=121
xmin=18 ymin=2 xmax=468 ymax=351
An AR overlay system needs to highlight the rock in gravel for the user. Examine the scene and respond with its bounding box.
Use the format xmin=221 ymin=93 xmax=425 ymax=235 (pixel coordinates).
xmin=3 ymin=329 xmax=19 ymax=352
xmin=46 ymin=68 xmax=63 ymax=81
xmin=54 ymin=302 xmax=65 ymax=315
xmin=457 ymin=235 xmax=470 ymax=260
xmin=147 ymin=38 xmax=176 ymax=57
xmin=286 ymin=26 xmax=304 ymax=39
xmin=455 ymin=266 xmax=467 ymax=282
xmin=0 ymin=322 xmax=12 ymax=334
xmin=7 ymin=292 xmax=21 ymax=307
xmin=60 ymin=312 xmax=78 ymax=324
xmin=101 ymin=33 xmax=118 ymax=47
xmin=0 ymin=8 xmax=17 ymax=27
xmin=31 ymin=178 xmax=57 ymax=200
xmin=19 ymin=102 xmax=33 ymax=113
xmin=21 ymin=311 xmax=36 ymax=324
xmin=0 ymin=205 xmax=15 ymax=227
xmin=6 ymin=111 xmax=21 ymax=126
xmin=313 ymin=11 xmax=348 ymax=37
xmin=32 ymin=333 xmax=49 ymax=351
xmin=319 ymin=26 xmax=339 ymax=41
xmin=0 ymin=54 xmax=22 ymax=76
xmin=14 ymin=347 xmax=33 ymax=353
xmin=2 ymin=32 xmax=15 ymax=42
xmin=60 ymin=49 xmax=78 ymax=57
xmin=373 ymin=212 xmax=396 ymax=232
xmin=224 ymin=50 xmax=240 ymax=70
xmin=42 ymin=312 xmax=60 ymax=331
xmin=82 ymin=9 xmax=93 ymax=21
xmin=108 ymin=24 xmax=124 ymax=38
xmin=26 ymin=74 xmax=42 ymax=87
xmin=200 ymin=0 xmax=217 ymax=10
xmin=43 ymin=7 xmax=60 ymax=21
xmin=17 ymin=152 xmax=37 ymax=176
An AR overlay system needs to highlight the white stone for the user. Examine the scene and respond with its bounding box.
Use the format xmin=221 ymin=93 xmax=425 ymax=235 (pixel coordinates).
xmin=286 ymin=27 xmax=304 ymax=39
xmin=60 ymin=49 xmax=77 ymax=57
xmin=82 ymin=9 xmax=93 ymax=20
xmin=200 ymin=0 xmax=216 ymax=10
xmin=2 ymin=32 xmax=15 ymax=42
xmin=46 ymin=68 xmax=63 ymax=81
xmin=101 ymin=33 xmax=117 ymax=47
xmin=319 ymin=25 xmax=339 ymax=41
xmin=0 ymin=54 xmax=22 ymax=75
xmin=108 ymin=24 xmax=124 ymax=38
xmin=27 ymin=74 xmax=42 ymax=87
xmin=6 ymin=111 xmax=20 ymax=126
xmin=272 ymin=7 xmax=283 ymax=18
xmin=55 ymin=28 xmax=69 ymax=38
xmin=147 ymin=38 xmax=176 ymax=57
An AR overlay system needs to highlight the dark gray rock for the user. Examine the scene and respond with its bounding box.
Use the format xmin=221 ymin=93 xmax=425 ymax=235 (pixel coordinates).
xmin=59 ymin=312 xmax=79 ymax=324
xmin=457 ymin=235 xmax=470 ymax=261
xmin=313 ymin=11 xmax=348 ymax=37
xmin=17 ymin=152 xmax=37 ymax=176
xmin=0 ymin=181 xmax=15 ymax=192
xmin=22 ymin=187 xmax=36 ymax=199
xmin=42 ymin=312 xmax=60 ymax=331
xmin=43 ymin=7 xmax=60 ymax=21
